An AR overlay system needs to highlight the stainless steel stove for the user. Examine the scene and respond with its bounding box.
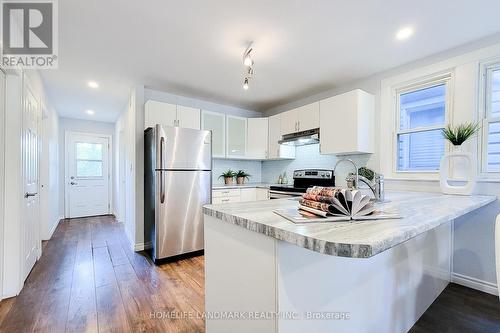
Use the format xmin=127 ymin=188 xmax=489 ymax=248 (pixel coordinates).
xmin=269 ymin=169 xmax=335 ymax=199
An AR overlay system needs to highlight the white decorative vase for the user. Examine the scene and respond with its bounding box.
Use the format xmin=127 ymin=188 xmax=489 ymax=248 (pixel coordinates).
xmin=439 ymin=145 xmax=476 ymax=195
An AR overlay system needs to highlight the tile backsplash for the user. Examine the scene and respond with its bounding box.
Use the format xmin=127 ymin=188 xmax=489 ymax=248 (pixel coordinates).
xmin=212 ymin=144 xmax=372 ymax=187
xmin=261 ymin=144 xmax=371 ymax=186
xmin=212 ymin=159 xmax=262 ymax=185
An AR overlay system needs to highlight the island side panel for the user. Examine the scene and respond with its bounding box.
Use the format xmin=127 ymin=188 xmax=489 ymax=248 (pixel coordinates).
xmin=277 ymin=222 xmax=452 ymax=333
xmin=204 ymin=215 xmax=278 ymax=333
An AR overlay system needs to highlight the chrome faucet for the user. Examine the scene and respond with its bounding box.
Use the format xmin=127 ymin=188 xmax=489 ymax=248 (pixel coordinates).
xmin=334 ymin=158 xmax=386 ymax=202
xmin=333 ymin=158 xmax=359 ymax=189
xmin=357 ymin=174 xmax=385 ymax=202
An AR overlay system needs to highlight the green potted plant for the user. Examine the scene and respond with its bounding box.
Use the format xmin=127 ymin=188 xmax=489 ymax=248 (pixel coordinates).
xmin=219 ymin=169 xmax=236 ymax=185
xmin=439 ymin=122 xmax=480 ymax=195
xmin=236 ymin=170 xmax=251 ymax=185
xmin=442 ymin=122 xmax=480 ymax=147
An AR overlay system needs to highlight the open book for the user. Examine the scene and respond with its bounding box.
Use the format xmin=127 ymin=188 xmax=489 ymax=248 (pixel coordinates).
xmin=274 ymin=187 xmax=400 ymax=223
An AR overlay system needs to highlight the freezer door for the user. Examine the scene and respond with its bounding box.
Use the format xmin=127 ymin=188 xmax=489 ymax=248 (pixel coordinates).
xmin=156 ymin=125 xmax=212 ymax=170
xmin=155 ymin=170 xmax=211 ymax=259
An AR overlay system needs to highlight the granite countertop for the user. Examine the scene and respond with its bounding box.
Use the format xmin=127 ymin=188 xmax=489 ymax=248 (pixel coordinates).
xmin=203 ymin=191 xmax=496 ymax=258
xmin=212 ymin=183 xmax=280 ymax=190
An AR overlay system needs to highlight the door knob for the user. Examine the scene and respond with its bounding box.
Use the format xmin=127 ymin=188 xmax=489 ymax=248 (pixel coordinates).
xmin=70 ymin=182 xmax=78 ymax=185
xmin=25 ymin=192 xmax=37 ymax=198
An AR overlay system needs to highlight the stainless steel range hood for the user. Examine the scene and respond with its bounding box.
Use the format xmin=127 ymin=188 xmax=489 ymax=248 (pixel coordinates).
xmin=278 ymin=128 xmax=320 ymax=146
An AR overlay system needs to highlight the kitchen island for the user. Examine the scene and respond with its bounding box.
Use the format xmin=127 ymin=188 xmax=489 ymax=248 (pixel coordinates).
xmin=203 ymin=191 xmax=496 ymax=333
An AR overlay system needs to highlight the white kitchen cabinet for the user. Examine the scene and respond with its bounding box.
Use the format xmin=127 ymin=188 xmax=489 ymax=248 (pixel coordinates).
xmin=212 ymin=187 xmax=270 ymax=204
xmin=202 ymin=110 xmax=226 ymax=158
xmin=280 ymin=109 xmax=298 ymax=135
xmin=226 ymin=115 xmax=247 ymax=158
xmin=255 ymin=188 xmax=270 ymax=201
xmin=280 ymin=102 xmax=320 ymax=135
xmin=240 ymin=188 xmax=257 ymax=202
xmin=297 ymin=102 xmax=320 ymax=131
xmin=145 ymin=100 xmax=177 ymax=128
xmin=145 ymin=100 xmax=201 ymax=130
xmin=268 ymin=114 xmax=295 ymax=159
xmin=212 ymin=196 xmax=241 ymax=204
xmin=177 ymin=105 xmax=201 ymax=129
xmin=247 ymin=118 xmax=269 ymax=159
xmin=319 ymin=89 xmax=375 ymax=155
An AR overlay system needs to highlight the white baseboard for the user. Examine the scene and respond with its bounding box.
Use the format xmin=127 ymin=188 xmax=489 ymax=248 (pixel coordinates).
xmin=45 ymin=215 xmax=64 ymax=240
xmin=451 ymin=272 xmax=498 ymax=296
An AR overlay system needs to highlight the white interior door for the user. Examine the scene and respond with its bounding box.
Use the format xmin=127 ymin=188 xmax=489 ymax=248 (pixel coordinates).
xmin=23 ymin=85 xmax=40 ymax=279
xmin=66 ymin=133 xmax=110 ymax=218
xmin=0 ymin=70 xmax=5 ymax=293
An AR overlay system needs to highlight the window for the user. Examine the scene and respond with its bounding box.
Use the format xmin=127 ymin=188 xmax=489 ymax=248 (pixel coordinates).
xmin=483 ymin=63 xmax=500 ymax=172
xmin=396 ymin=78 xmax=449 ymax=172
xmin=76 ymin=142 xmax=103 ymax=177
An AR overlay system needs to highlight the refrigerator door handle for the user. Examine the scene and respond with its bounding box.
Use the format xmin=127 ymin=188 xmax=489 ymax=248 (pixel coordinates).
xmin=160 ymin=136 xmax=165 ymax=203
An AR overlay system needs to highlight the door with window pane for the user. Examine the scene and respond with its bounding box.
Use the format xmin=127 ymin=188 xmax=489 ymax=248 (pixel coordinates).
xmin=66 ymin=133 xmax=110 ymax=218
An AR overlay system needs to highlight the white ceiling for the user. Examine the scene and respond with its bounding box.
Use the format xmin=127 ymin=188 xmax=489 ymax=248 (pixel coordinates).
xmin=42 ymin=0 xmax=500 ymax=122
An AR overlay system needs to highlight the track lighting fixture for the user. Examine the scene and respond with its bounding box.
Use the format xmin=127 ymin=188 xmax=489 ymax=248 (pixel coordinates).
xmin=242 ymin=43 xmax=254 ymax=90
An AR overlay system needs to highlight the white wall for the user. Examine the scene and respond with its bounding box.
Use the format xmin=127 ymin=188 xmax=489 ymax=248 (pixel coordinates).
xmin=58 ymin=117 xmax=115 ymax=217
xmin=264 ymin=38 xmax=500 ymax=294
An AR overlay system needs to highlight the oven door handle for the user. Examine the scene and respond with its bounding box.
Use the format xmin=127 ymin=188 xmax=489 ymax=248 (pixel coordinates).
xmin=269 ymin=190 xmax=304 ymax=196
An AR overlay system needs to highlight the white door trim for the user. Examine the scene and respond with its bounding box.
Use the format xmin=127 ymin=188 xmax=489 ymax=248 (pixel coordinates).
xmin=64 ymin=131 xmax=113 ymax=218
xmin=0 ymin=68 xmax=5 ymax=299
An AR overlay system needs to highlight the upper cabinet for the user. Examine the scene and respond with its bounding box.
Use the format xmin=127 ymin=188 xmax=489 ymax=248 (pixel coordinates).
xmin=145 ymin=100 xmax=201 ymax=130
xmin=280 ymin=102 xmax=320 ymax=135
xmin=280 ymin=108 xmax=298 ymax=135
xmin=268 ymin=114 xmax=295 ymax=159
xmin=319 ymin=89 xmax=374 ymax=155
xmin=226 ymin=115 xmax=247 ymax=158
xmin=247 ymin=118 xmax=269 ymax=160
xmin=297 ymin=102 xmax=320 ymax=131
xmin=202 ymin=110 xmax=226 ymax=158
xmin=177 ymin=105 xmax=201 ymax=129
xmin=145 ymin=100 xmax=177 ymax=128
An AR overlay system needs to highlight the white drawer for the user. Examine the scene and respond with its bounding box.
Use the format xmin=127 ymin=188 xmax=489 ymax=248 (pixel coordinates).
xmin=212 ymin=196 xmax=241 ymax=204
xmin=212 ymin=189 xmax=241 ymax=198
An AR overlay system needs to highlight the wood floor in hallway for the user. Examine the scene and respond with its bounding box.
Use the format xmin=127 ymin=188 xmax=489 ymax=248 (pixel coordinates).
xmin=0 ymin=216 xmax=204 ymax=333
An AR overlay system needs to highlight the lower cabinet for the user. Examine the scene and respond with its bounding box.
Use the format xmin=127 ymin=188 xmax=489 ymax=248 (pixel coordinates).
xmin=212 ymin=188 xmax=270 ymax=204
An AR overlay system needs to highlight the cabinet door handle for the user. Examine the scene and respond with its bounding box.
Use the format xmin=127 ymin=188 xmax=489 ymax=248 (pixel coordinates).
xmin=298 ymin=121 xmax=300 ymax=131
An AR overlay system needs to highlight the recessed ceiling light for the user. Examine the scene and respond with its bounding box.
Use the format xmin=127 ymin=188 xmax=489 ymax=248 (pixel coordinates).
xmin=396 ymin=26 xmax=414 ymax=41
xmin=85 ymin=109 xmax=95 ymax=115
xmin=88 ymin=81 xmax=99 ymax=89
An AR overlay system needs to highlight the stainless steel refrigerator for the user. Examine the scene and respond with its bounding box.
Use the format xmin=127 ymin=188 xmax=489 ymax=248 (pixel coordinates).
xmin=144 ymin=125 xmax=212 ymax=263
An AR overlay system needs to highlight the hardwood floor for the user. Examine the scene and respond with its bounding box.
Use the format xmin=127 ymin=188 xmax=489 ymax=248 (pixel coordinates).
xmin=0 ymin=215 xmax=499 ymax=332
xmin=410 ymin=283 xmax=500 ymax=333
xmin=0 ymin=216 xmax=204 ymax=333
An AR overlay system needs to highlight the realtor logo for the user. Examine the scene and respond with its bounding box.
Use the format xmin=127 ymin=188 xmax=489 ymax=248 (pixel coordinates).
xmin=0 ymin=0 xmax=58 ymax=68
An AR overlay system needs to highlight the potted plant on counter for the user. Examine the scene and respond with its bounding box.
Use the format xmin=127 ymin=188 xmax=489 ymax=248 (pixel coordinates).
xmin=439 ymin=122 xmax=480 ymax=195
xmin=219 ymin=169 xmax=236 ymax=185
xmin=236 ymin=170 xmax=251 ymax=185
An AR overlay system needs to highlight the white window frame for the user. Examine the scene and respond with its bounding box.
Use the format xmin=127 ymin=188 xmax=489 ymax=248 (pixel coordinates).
xmin=479 ymin=59 xmax=500 ymax=175
xmin=393 ymin=73 xmax=452 ymax=174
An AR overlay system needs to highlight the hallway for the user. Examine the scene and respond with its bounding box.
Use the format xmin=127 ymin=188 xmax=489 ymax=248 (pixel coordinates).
xmin=0 ymin=216 xmax=204 ymax=333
